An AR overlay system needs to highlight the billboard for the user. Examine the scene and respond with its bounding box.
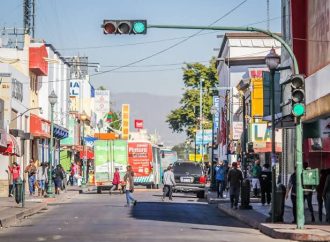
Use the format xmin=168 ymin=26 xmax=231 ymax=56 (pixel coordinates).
xmin=196 ymin=129 xmax=212 ymax=145
xmin=94 ymin=140 xmax=112 ymax=182
xmin=134 ymin=119 xmax=144 ymax=129
xmin=128 ymin=142 xmax=152 ymax=177
xmin=94 ymin=90 xmax=110 ymax=113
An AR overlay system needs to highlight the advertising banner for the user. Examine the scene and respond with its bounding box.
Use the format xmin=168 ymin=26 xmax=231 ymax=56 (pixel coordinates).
xmin=94 ymin=140 xmax=112 ymax=182
xmin=95 ymin=90 xmax=110 ymax=113
xmin=196 ymin=129 xmax=212 ymax=145
xmin=122 ymin=104 xmax=130 ymax=140
xmin=232 ymin=122 xmax=243 ymax=140
xmin=128 ymin=142 xmax=152 ymax=177
xmin=69 ymin=80 xmax=81 ymax=97
xmin=113 ymin=140 xmax=128 ymax=175
xmin=61 ymin=117 xmax=75 ymax=145
xmin=213 ymin=96 xmax=220 ymax=134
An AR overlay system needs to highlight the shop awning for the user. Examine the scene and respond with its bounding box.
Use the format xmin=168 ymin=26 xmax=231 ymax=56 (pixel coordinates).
xmin=54 ymin=124 xmax=69 ymax=140
xmin=1 ymin=134 xmax=21 ymax=157
xmin=79 ymin=150 xmax=94 ymax=160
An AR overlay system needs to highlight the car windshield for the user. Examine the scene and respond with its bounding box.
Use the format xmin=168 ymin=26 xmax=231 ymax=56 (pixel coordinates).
xmin=173 ymin=163 xmax=202 ymax=175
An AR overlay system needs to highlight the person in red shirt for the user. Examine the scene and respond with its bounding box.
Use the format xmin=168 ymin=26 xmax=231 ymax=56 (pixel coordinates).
xmin=8 ymin=162 xmax=20 ymax=197
xmin=109 ymin=168 xmax=120 ymax=194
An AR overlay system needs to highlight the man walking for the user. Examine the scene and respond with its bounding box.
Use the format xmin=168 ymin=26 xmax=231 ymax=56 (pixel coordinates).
xmin=260 ymin=163 xmax=272 ymax=205
xmin=25 ymin=159 xmax=37 ymax=196
xmin=227 ymin=162 xmax=243 ymax=209
xmin=251 ymin=159 xmax=261 ymax=197
xmin=214 ymin=161 xmax=226 ymax=198
xmin=124 ymin=165 xmax=137 ymax=207
xmin=162 ymin=166 xmax=176 ymax=201
xmin=110 ymin=168 xmax=120 ymax=194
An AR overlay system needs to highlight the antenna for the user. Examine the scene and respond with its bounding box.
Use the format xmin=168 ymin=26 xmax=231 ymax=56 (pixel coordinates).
xmin=23 ymin=0 xmax=36 ymax=38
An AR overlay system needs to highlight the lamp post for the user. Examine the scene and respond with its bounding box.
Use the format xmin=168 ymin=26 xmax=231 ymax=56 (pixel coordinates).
xmin=210 ymin=105 xmax=218 ymax=190
xmin=199 ymin=78 xmax=204 ymax=163
xmin=265 ymin=47 xmax=281 ymax=223
xmin=47 ymin=90 xmax=57 ymax=197
xmin=80 ymin=111 xmax=87 ymax=187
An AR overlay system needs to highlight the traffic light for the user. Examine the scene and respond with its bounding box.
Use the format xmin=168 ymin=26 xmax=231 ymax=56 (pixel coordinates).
xmin=290 ymin=74 xmax=305 ymax=117
xmin=102 ymin=20 xmax=147 ymax=35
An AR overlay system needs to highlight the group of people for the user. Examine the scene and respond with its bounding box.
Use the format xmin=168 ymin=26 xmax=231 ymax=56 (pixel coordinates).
xmin=214 ymin=160 xmax=243 ymax=209
xmin=251 ymin=160 xmax=272 ymax=205
xmin=286 ymin=163 xmax=330 ymax=223
xmin=7 ymin=159 xmax=66 ymax=198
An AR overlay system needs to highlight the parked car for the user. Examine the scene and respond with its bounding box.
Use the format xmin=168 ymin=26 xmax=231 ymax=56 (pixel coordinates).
xmin=172 ymin=161 xmax=207 ymax=198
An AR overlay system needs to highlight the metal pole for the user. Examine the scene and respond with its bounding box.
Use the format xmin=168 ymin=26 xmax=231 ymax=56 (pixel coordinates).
xmin=211 ymin=119 xmax=216 ymax=190
xmin=47 ymin=104 xmax=55 ymax=197
xmin=270 ymin=69 xmax=276 ymax=222
xmin=242 ymin=94 xmax=247 ymax=178
xmin=148 ymin=24 xmax=303 ymax=228
xmin=81 ymin=121 xmax=86 ymax=186
xmin=194 ymin=131 xmax=197 ymax=162
xmin=200 ymin=78 xmax=203 ymax=162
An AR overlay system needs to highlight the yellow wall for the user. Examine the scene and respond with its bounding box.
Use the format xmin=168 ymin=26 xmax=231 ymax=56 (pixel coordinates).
xmin=251 ymin=77 xmax=264 ymax=117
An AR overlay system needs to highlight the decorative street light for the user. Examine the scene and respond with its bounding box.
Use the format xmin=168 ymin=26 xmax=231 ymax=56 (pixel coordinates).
xmin=47 ymin=90 xmax=57 ymax=197
xmin=80 ymin=111 xmax=88 ymax=187
xmin=265 ymin=47 xmax=281 ymax=223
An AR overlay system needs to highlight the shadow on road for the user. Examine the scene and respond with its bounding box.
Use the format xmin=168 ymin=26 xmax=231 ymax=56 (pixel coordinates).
xmin=130 ymin=201 xmax=249 ymax=228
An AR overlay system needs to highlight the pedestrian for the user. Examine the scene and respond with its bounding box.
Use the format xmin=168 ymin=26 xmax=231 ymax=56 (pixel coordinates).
xmin=323 ymin=170 xmax=330 ymax=223
xmin=286 ymin=167 xmax=297 ymax=223
xmin=259 ymin=163 xmax=272 ymax=205
xmin=162 ymin=165 xmax=176 ymax=201
xmin=317 ymin=169 xmax=327 ymax=222
xmin=214 ymin=160 xmax=226 ymax=198
xmin=8 ymin=162 xmax=20 ymax=197
xmin=53 ymin=164 xmax=64 ymax=195
xmin=25 ymin=159 xmax=37 ymax=196
xmin=227 ymin=161 xmax=243 ymax=209
xmin=251 ymin=159 xmax=261 ymax=197
xmin=124 ymin=165 xmax=137 ymax=207
xmin=302 ymin=162 xmax=315 ymax=222
xmin=36 ymin=162 xmax=48 ymax=197
xmin=110 ymin=167 xmax=120 ymax=194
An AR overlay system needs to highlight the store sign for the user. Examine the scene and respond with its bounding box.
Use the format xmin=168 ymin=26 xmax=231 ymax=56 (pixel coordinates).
xmin=95 ymin=90 xmax=110 ymax=113
xmin=232 ymin=122 xmax=243 ymax=140
xmin=196 ymin=129 xmax=212 ymax=145
xmin=60 ymin=118 xmax=75 ymax=145
xmin=121 ymin=104 xmax=130 ymax=140
xmin=128 ymin=142 xmax=152 ymax=176
xmin=134 ymin=119 xmax=144 ymax=129
xmin=249 ymin=123 xmax=282 ymax=143
xmin=70 ymin=80 xmax=80 ymax=96
xmin=213 ymin=96 xmax=220 ymax=134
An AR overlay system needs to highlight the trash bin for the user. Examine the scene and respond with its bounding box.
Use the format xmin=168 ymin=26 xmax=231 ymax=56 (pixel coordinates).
xmin=15 ymin=181 xmax=23 ymax=204
xmin=240 ymin=179 xmax=252 ymax=209
xmin=274 ymin=184 xmax=286 ymax=222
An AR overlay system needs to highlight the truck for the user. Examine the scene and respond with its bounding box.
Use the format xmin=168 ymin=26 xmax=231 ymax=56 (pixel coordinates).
xmin=128 ymin=141 xmax=161 ymax=188
xmin=94 ymin=140 xmax=128 ymax=193
xmin=160 ymin=148 xmax=178 ymax=178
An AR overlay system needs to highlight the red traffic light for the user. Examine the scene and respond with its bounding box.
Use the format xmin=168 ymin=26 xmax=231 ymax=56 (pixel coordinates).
xmin=103 ymin=21 xmax=117 ymax=34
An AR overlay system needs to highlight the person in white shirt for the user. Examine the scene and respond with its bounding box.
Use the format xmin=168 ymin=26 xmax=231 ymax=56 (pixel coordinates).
xmin=162 ymin=166 xmax=176 ymax=201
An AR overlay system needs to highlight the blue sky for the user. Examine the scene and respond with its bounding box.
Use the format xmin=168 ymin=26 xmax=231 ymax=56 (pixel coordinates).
xmin=0 ymin=0 xmax=281 ymax=96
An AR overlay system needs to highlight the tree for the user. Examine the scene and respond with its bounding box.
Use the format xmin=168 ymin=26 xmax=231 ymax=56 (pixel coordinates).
xmin=166 ymin=58 xmax=218 ymax=138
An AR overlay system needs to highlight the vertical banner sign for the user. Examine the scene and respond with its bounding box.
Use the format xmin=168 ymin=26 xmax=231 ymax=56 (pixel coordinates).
xmin=121 ymin=104 xmax=130 ymax=140
xmin=95 ymin=90 xmax=110 ymax=123
xmin=128 ymin=142 xmax=152 ymax=177
xmin=213 ymin=96 xmax=220 ymax=135
xmin=134 ymin=119 xmax=144 ymax=129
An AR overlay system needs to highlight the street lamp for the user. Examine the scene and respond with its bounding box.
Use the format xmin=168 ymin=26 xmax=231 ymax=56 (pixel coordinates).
xmin=265 ymin=47 xmax=280 ymax=223
xmin=80 ymin=111 xmax=87 ymax=187
xmin=47 ymin=90 xmax=57 ymax=197
xmin=210 ymin=105 xmax=218 ymax=190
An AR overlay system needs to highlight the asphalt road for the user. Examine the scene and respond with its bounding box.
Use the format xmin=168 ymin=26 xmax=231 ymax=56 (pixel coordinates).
xmin=0 ymin=190 xmax=293 ymax=242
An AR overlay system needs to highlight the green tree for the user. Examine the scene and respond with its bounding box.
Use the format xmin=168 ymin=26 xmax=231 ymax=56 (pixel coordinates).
xmin=166 ymin=58 xmax=218 ymax=138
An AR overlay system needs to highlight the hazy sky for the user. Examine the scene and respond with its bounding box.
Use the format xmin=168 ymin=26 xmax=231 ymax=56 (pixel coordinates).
xmin=0 ymin=0 xmax=281 ymax=96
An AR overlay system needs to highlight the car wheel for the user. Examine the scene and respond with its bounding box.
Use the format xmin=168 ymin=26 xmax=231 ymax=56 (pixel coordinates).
xmin=197 ymin=191 xmax=205 ymax=198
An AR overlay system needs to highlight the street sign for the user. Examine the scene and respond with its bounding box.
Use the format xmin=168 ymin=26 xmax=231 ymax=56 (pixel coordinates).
xmin=196 ymin=129 xmax=212 ymax=145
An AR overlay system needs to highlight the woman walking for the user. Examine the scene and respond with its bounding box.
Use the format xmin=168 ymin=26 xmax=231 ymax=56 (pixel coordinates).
xmin=8 ymin=162 xmax=20 ymax=197
xmin=53 ymin=164 xmax=64 ymax=195
xmin=36 ymin=162 xmax=48 ymax=197
xmin=124 ymin=166 xmax=137 ymax=207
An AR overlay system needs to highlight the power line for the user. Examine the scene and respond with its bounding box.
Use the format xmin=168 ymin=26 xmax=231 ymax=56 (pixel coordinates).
xmin=91 ymin=0 xmax=248 ymax=77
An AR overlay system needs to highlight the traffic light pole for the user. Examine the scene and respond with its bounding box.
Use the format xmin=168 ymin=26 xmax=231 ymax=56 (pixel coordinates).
xmin=148 ymin=24 xmax=304 ymax=229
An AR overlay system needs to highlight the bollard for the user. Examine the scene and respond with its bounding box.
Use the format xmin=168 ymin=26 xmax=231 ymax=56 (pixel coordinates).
xmin=240 ymin=178 xmax=252 ymax=209
xmin=273 ymin=184 xmax=286 ymax=222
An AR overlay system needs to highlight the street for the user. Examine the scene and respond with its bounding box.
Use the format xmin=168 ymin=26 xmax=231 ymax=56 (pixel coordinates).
xmin=0 ymin=190 xmax=292 ymax=242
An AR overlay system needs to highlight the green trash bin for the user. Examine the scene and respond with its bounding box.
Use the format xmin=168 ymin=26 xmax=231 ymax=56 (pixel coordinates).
xmin=302 ymin=169 xmax=319 ymax=186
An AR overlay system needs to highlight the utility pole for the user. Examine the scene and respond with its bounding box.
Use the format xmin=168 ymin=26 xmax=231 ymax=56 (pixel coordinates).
xmin=23 ymin=0 xmax=36 ymax=38
xmin=200 ymin=78 xmax=204 ymax=163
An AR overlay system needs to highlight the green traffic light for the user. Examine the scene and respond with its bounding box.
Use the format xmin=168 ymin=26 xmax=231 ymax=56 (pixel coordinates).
xmin=292 ymin=103 xmax=305 ymax=117
xmin=133 ymin=21 xmax=146 ymax=33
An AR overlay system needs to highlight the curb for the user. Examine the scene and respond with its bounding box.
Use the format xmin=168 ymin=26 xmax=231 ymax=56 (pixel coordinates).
xmin=0 ymin=203 xmax=47 ymax=228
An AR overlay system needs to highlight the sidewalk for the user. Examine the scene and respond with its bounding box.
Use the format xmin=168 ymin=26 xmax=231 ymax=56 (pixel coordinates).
xmin=0 ymin=186 xmax=80 ymax=228
xmin=208 ymin=191 xmax=330 ymax=241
